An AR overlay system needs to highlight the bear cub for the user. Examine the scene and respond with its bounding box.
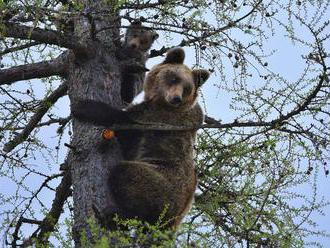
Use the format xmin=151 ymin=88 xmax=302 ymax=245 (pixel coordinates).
xmin=117 ymin=21 xmax=159 ymax=104
xmin=72 ymin=48 xmax=210 ymax=229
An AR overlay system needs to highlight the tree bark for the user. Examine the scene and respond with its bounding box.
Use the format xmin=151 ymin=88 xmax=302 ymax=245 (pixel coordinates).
xmin=0 ymin=53 xmax=68 ymax=85
xmin=65 ymin=2 xmax=122 ymax=246
xmin=3 ymin=22 xmax=83 ymax=50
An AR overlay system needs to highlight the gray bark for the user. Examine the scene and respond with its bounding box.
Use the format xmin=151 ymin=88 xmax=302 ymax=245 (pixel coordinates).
xmin=65 ymin=3 xmax=122 ymax=246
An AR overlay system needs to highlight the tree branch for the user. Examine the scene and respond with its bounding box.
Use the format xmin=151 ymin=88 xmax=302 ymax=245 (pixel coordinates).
xmin=3 ymin=83 xmax=68 ymax=153
xmin=100 ymin=72 xmax=325 ymax=132
xmin=149 ymin=0 xmax=263 ymax=58
xmin=9 ymin=171 xmax=71 ymax=247
xmin=0 ymin=116 xmax=71 ymax=132
xmin=0 ymin=41 xmax=41 ymax=56
xmin=2 ymin=22 xmax=86 ymax=51
xmin=9 ymin=173 xmax=64 ymax=248
xmin=271 ymin=76 xmax=325 ymax=124
xmin=0 ymin=53 xmax=69 ymax=85
xmin=121 ymin=1 xmax=163 ymax=10
xmin=35 ymin=170 xmax=72 ymax=244
xmin=97 ymin=120 xmax=271 ymax=132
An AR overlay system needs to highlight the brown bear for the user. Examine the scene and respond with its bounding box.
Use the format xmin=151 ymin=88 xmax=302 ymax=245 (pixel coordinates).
xmin=116 ymin=21 xmax=159 ymax=105
xmin=72 ymin=47 xmax=210 ymax=229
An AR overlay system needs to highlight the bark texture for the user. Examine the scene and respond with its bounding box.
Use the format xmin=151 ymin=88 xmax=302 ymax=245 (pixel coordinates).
xmin=0 ymin=53 xmax=68 ymax=85
xmin=65 ymin=3 xmax=122 ymax=245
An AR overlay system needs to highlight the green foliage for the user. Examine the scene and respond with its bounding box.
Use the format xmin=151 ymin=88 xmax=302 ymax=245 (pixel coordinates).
xmin=71 ymin=1 xmax=84 ymax=11
xmin=190 ymin=129 xmax=329 ymax=246
xmin=80 ymin=216 xmax=175 ymax=248
xmin=0 ymin=0 xmax=5 ymax=10
xmin=52 ymin=217 xmax=74 ymax=248
xmin=0 ymin=23 xmax=5 ymax=38
xmin=102 ymin=0 xmax=130 ymax=12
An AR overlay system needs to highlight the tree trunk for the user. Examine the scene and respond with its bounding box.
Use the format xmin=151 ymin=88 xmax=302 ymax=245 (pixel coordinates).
xmin=66 ymin=2 xmax=122 ymax=246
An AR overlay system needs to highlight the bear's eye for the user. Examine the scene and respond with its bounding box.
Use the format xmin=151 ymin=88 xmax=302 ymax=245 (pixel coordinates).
xmin=170 ymin=77 xmax=178 ymax=84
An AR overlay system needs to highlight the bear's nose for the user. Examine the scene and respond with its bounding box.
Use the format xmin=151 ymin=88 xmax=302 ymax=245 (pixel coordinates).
xmin=170 ymin=96 xmax=182 ymax=105
xmin=129 ymin=43 xmax=138 ymax=49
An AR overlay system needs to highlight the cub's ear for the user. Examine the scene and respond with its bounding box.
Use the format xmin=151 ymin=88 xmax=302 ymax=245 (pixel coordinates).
xmin=192 ymin=69 xmax=210 ymax=88
xmin=152 ymin=32 xmax=159 ymax=41
xmin=163 ymin=47 xmax=185 ymax=64
xmin=130 ymin=20 xmax=142 ymax=26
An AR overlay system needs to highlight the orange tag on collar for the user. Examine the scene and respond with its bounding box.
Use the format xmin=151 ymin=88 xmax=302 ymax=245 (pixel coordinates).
xmin=102 ymin=129 xmax=115 ymax=140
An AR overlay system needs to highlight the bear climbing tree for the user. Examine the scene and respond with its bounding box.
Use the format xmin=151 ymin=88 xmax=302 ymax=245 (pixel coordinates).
xmin=117 ymin=20 xmax=159 ymax=104
xmin=0 ymin=0 xmax=329 ymax=247
xmin=72 ymin=48 xmax=210 ymax=230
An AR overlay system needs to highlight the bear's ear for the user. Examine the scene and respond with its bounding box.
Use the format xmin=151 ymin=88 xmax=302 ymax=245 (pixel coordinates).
xmin=152 ymin=32 xmax=159 ymax=41
xmin=192 ymin=69 xmax=210 ymax=88
xmin=130 ymin=20 xmax=142 ymax=26
xmin=163 ymin=47 xmax=185 ymax=64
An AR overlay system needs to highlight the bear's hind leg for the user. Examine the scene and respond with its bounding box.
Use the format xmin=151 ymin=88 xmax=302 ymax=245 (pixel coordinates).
xmin=109 ymin=160 xmax=177 ymax=226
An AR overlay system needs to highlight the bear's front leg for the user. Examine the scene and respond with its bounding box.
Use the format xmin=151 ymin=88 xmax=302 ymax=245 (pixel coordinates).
xmin=71 ymin=100 xmax=133 ymax=126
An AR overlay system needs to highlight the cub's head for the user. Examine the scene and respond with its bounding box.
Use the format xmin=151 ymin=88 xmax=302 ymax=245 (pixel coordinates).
xmin=125 ymin=21 xmax=159 ymax=52
xmin=144 ymin=48 xmax=210 ymax=111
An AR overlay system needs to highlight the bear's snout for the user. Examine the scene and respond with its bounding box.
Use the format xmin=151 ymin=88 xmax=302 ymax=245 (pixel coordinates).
xmin=128 ymin=39 xmax=140 ymax=50
xmin=169 ymin=95 xmax=182 ymax=106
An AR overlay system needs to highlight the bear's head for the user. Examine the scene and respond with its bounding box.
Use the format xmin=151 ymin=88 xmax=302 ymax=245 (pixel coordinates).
xmin=125 ymin=21 xmax=159 ymax=52
xmin=144 ymin=48 xmax=210 ymax=111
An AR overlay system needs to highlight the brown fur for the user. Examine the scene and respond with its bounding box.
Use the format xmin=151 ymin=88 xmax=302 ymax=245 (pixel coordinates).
xmin=72 ymin=48 xmax=210 ymax=229
xmin=109 ymin=48 xmax=210 ymax=229
xmin=118 ymin=21 xmax=159 ymax=104
xmin=124 ymin=21 xmax=159 ymax=52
